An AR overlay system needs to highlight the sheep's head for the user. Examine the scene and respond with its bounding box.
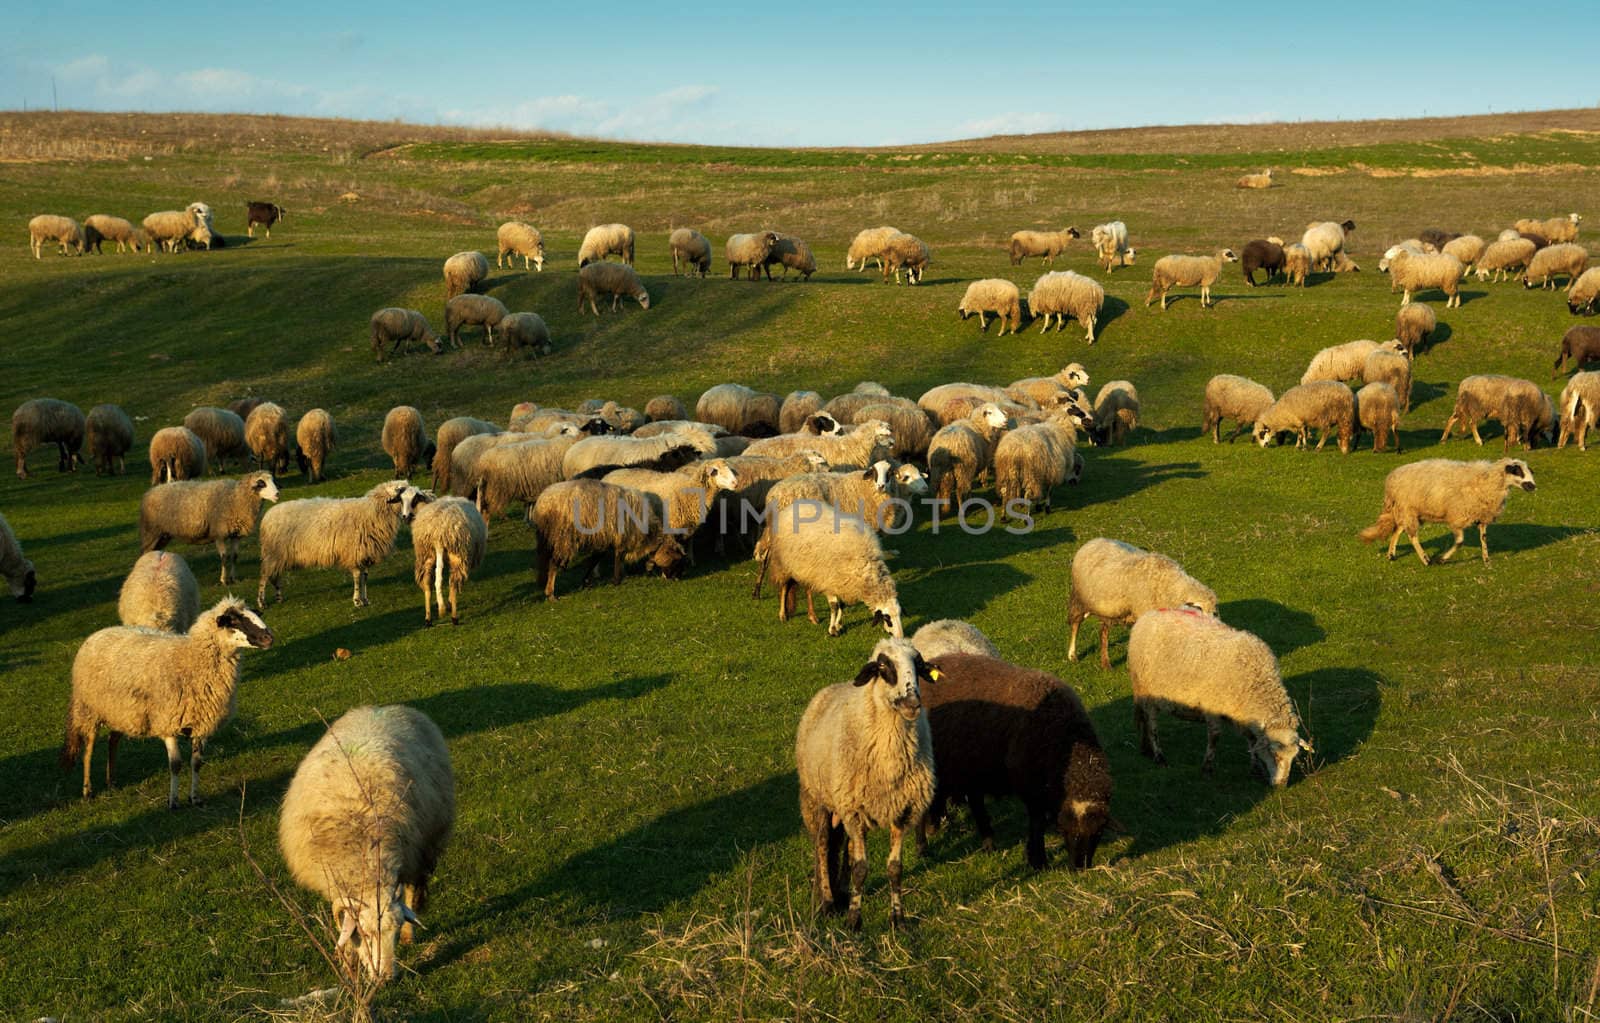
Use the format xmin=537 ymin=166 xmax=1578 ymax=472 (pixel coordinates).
xmin=1219 ymin=248 xmax=1239 ymax=263
xmin=894 ymin=463 xmax=929 ymax=497
xmin=400 ymin=488 xmax=434 ymax=523
xmin=648 ymin=537 xmax=688 ymax=579
xmin=1501 ymin=459 xmax=1536 ymax=492
xmin=371 ymin=480 xmax=412 ymax=506
xmin=1057 ymin=743 xmax=1113 ymax=869
xmin=1252 ymin=420 xmax=1279 ymax=447
xmin=209 ymin=600 xmax=273 ymax=649
xmin=1058 ymin=363 xmax=1091 ymax=389
xmin=702 ymin=459 xmax=739 ymax=492
xmin=864 ymin=460 xmax=893 ymax=492
xmin=247 ymin=472 xmax=280 ymax=504
xmin=863 ymin=420 xmax=895 ymax=461
xmin=1250 ymin=726 xmax=1311 ymax=787
xmin=579 ymin=417 xmax=613 ymax=436
xmin=870 ymin=598 xmax=905 ymax=639
xmin=9 ymin=559 xmax=36 ymax=601
xmin=804 ymin=412 xmax=844 ymax=436
xmin=973 ymin=403 xmax=1008 ymax=431
xmin=1121 ymin=248 xmax=1137 ymax=265
xmin=335 ymin=888 xmax=417 ymax=982
xmin=634 ymin=287 xmax=651 ymax=310
xmin=852 ymin=637 xmax=935 ymax=720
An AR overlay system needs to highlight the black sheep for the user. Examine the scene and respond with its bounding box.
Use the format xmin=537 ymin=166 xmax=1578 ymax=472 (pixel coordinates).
xmin=1555 ymin=326 xmax=1600 ymax=374
xmin=1240 ymin=239 xmax=1286 ymax=286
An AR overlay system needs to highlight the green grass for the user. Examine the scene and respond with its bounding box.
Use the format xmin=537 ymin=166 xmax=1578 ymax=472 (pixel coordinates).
xmin=1 ymin=114 xmax=1598 ymax=1022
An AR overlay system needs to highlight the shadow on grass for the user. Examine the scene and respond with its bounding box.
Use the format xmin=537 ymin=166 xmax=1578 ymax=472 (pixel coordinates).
xmin=1098 ymin=295 xmax=1131 ymax=335
xmin=1408 ymin=379 xmax=1449 ymax=408
xmin=1418 ymin=320 xmax=1452 ymax=353
xmin=1220 ymin=599 xmax=1325 ymax=657
xmin=1074 ymin=458 xmax=1205 ymax=508
xmin=898 ymin=562 xmax=1033 ymax=622
xmin=24 ymin=522 xmax=130 ymax=549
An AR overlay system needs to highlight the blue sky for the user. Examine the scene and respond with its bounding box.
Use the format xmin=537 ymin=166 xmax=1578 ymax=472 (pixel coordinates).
xmin=4 ymin=3 xmax=1594 ymax=146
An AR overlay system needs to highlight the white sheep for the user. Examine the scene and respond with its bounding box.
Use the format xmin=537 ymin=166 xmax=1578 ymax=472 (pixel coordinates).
xmin=1007 ymin=364 xmax=1091 ymax=407
xmin=1201 ymin=374 xmax=1274 ymax=443
xmin=183 ymin=406 xmax=249 ymax=471
xmin=295 ymin=409 xmax=336 ymax=484
xmin=1091 ymin=380 xmax=1140 ymax=446
xmin=244 ymin=402 xmax=292 ymax=477
xmin=443 ymin=251 xmax=489 ymax=300
xmin=603 ymin=459 xmax=741 ymax=563
xmin=382 ymin=406 xmax=429 ymax=479
xmin=403 ymin=492 xmax=487 ymax=625
xmin=1358 ymin=458 xmax=1536 ymax=564
xmin=1395 ymin=303 xmax=1437 ymax=356
xmin=445 ymin=294 xmax=511 ymax=347
xmin=577 ymin=223 xmax=635 ymax=267
xmin=1557 ymin=371 xmax=1600 ymax=450
xmin=1282 ymin=242 xmax=1313 ymax=286
xmin=1441 ymin=375 xmax=1555 ymax=451
xmin=669 ymin=228 xmax=712 ymax=277
xmin=1382 ymin=246 xmax=1465 ymax=307
xmin=0 ymin=510 xmax=37 ymax=602
xmin=562 ymin=432 xmax=711 ymax=479
xmin=1514 ymin=213 xmax=1581 ymax=244
xmin=1355 ymin=381 xmax=1403 ymax=454
xmin=1440 ymin=234 xmax=1486 ymax=275
xmin=928 ymin=403 xmax=1010 ymax=511
xmin=957 ymin=279 xmax=1023 ymax=335
xmin=431 ymin=417 xmax=502 ymax=492
xmin=577 ymin=262 xmax=649 ymax=314
xmin=1252 ymin=382 xmax=1356 ymax=453
xmin=1363 ymin=342 xmax=1414 ymax=412
xmin=28 ymin=214 xmax=85 ymax=257
xmin=532 ymin=479 xmax=688 ymax=597
xmin=1091 ymin=221 xmax=1133 ymax=272
xmin=992 ymin=413 xmax=1082 ymax=516
xmin=1068 ymin=537 xmax=1217 ymax=670
xmin=496 ymin=221 xmax=545 ymax=271
xmin=1475 ymin=237 xmax=1538 ymax=282
xmin=745 ymin=419 xmax=893 ymax=468
xmin=256 ymin=480 xmax=417 ymax=607
xmin=85 ymin=403 xmax=134 ymax=476
xmin=696 ymin=384 xmax=782 ymax=435
xmin=1301 ymin=220 xmax=1354 ymax=272
xmin=1303 ymin=339 xmax=1381 ymax=386
xmin=497 ymin=312 xmax=553 ymax=356
xmin=845 ymin=225 xmax=902 ymax=272
xmin=1027 ymin=271 xmax=1105 ymax=342
xmin=761 ymin=509 xmax=903 ymax=637
xmin=1566 ymin=267 xmax=1600 ymax=314
xmin=139 ymin=471 xmax=281 ymax=584
xmin=118 ymin=551 xmax=200 ymax=632
xmin=1145 ymin=249 xmax=1238 ymax=309
xmin=370 ymin=307 xmax=442 ymax=361
xmin=83 ymin=214 xmax=143 ymax=253
xmin=148 ymin=426 xmax=207 ymax=484
xmin=1523 ymin=243 xmax=1589 ymax=290
xmin=909 ymin=619 xmax=1000 ymax=660
xmin=1235 ymin=170 xmax=1273 ymax=189
xmin=141 ymin=209 xmax=200 ymax=254
xmin=880 ymin=232 xmax=929 ymax=284
xmin=725 ymin=231 xmax=780 ymax=280
xmin=471 ymin=434 xmax=582 ymax=522
xmin=12 ymin=398 xmax=86 ymax=479
xmin=1008 ymin=227 xmax=1080 ymax=266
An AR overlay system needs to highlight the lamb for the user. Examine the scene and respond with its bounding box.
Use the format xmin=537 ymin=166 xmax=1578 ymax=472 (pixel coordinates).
xmin=1240 ymin=238 xmax=1286 ymax=286
xmin=1557 ymin=371 xmax=1600 ymax=450
xmin=370 ymin=308 xmax=442 ymax=361
xmin=442 ymin=251 xmax=489 ymax=300
xmin=1301 ymin=220 xmax=1355 ymax=272
xmin=881 ymin=232 xmax=930 ymax=284
xmin=245 ymin=201 xmax=284 ymax=238
xmin=12 ymin=398 xmax=85 ymax=479
xmin=1441 ymin=375 xmax=1555 ymax=451
xmin=1146 ymin=249 xmax=1237 ymax=309
xmin=795 ymin=638 xmax=935 ymax=929
xmin=532 ymin=479 xmax=688 ymax=597
xmin=562 ymin=433 xmax=711 ymax=478
xmin=779 ymin=391 xmax=823 ymax=434
xmin=445 ymin=294 xmax=511 ymax=347
xmin=292 ymin=409 xmax=336 ymax=484
xmin=1358 ymin=458 xmax=1536 ymax=564
xmin=244 ymin=402 xmax=292 ymax=477
xmin=497 ymin=312 xmax=553 ymax=356
xmin=577 ymin=223 xmax=635 ymax=267
xmin=928 ymin=403 xmax=1010 ymax=511
xmin=1091 ymin=381 xmax=1140 ymax=446
xmin=697 ymin=384 xmax=783 ymax=436
xmin=763 ymin=234 xmax=816 ymax=280
xmin=1128 ymin=609 xmax=1310 ymax=785
xmin=1067 ymin=537 xmax=1217 ymax=670
xmin=471 ymin=435 xmax=583 ymax=521
xmin=911 ymin=619 xmax=1000 ymax=660
xmin=148 ymin=426 xmax=207 ymax=484
xmin=183 ymin=407 xmax=249 ymax=472
xmin=1395 ymin=303 xmax=1437 ymax=356
xmin=1252 ymin=381 xmax=1357 ymax=453
xmin=1363 ymin=343 xmax=1414 ymax=411
xmin=430 ymin=417 xmax=500 ymax=492
xmin=1282 ymin=242 xmax=1313 ymax=286
xmin=83 ymin=214 xmax=143 ymax=253
xmin=257 ymin=480 xmax=417 ymax=607
xmin=1235 ymin=169 xmax=1273 ymax=189
xmin=279 ymin=705 xmax=454 ymax=982
xmin=916 ymin=652 xmax=1112 ymax=870
xmin=1555 ymin=325 xmax=1600 ymax=375
xmin=762 ymin=510 xmax=902 ymax=638
xmin=1567 ymin=268 xmax=1600 ymax=315
xmin=85 ymin=404 xmax=134 ymax=476
xmin=496 ymin=221 xmax=545 ymax=271
xmin=603 ymin=459 xmax=740 ymax=559
xmin=851 ymin=403 xmax=936 ymax=462
xmin=669 ymin=227 xmax=712 ymax=277
xmin=992 ymin=413 xmax=1082 ymax=516
xmin=1515 ymin=214 xmax=1581 ymax=244
xmin=1007 ymin=364 xmax=1091 ymax=407
xmin=845 ymin=225 xmax=902 ymax=272
xmin=403 ymin=493 xmax=487 ymax=625
xmin=1355 ymin=381 xmax=1403 ymax=454
xmin=62 ymin=597 xmax=273 ymax=807
xmin=0 ymin=511 xmax=37 ymax=602
xmin=1475 ymin=237 xmax=1538 ymax=282
xmin=1028 ymin=271 xmax=1105 ymax=342
xmin=745 ymin=419 xmax=894 ymax=468
xmin=1522 ymin=242 xmax=1589 ymax=290
xmin=141 ymin=209 xmax=200 ymax=253
xmin=28 ymin=214 xmax=85 ymax=257
xmin=577 ymin=262 xmax=650 ymax=314
xmin=1440 ymin=234 xmax=1486 ymax=275
xmin=1008 ymin=227 xmax=1080 ymax=266
xmin=118 ymin=551 xmax=200 ymax=632
xmin=1201 ymin=374 xmax=1274 ymax=443
xmin=1091 ymin=221 xmax=1134 ymax=272
xmin=382 ymin=406 xmax=429 ymax=479
xmin=957 ymin=279 xmax=1023 ymax=335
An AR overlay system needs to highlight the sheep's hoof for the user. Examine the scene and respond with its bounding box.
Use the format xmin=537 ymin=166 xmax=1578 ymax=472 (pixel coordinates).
xmin=450 ymin=616 xmax=460 ymax=626
xmin=846 ymin=909 xmax=862 ymax=932
xmin=422 ymin=617 xmax=432 ymax=627
xmin=353 ymin=597 xmax=369 ymax=608
xmin=827 ymin=624 xmax=843 ymax=637
xmin=890 ymin=907 xmax=906 ymax=926
xmin=1152 ymin=751 xmax=1168 ymax=766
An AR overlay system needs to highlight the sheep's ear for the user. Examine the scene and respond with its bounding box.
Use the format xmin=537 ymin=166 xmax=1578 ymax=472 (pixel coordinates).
xmin=399 ymin=903 xmax=422 ymax=927
xmin=1298 ymin=737 xmax=1314 ymax=753
xmin=852 ymin=660 xmax=880 ymax=687
xmin=860 ymin=467 xmax=875 ymax=480
xmin=916 ymin=656 xmax=941 ymax=683
xmin=336 ymin=911 xmax=358 ymax=948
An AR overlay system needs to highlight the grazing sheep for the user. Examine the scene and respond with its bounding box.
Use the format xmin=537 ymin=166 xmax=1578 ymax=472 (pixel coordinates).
xmin=497 ymin=312 xmax=553 ymax=356
xmin=1395 ymin=303 xmax=1437 ymax=356
xmin=562 ymin=433 xmax=710 ymax=479
xmin=697 ymin=384 xmax=783 ymax=436
xmin=142 ymin=209 xmax=200 ymax=253
xmin=28 ymin=214 xmax=85 ymax=257
xmin=382 ymin=406 xmax=429 ymax=479
xmin=668 ymin=227 xmax=712 ymax=277
xmin=1128 ymin=609 xmax=1309 ymax=785
xmin=917 ymin=653 xmax=1112 ymax=869
xmin=1067 ymin=537 xmax=1217 ymax=670
xmin=1091 ymin=221 xmax=1134 ymax=272
xmin=1475 ymin=237 xmax=1537 ymax=282
xmin=993 ymin=413 xmax=1082 ymax=516
xmin=725 ymin=231 xmax=780 ymax=280
xmin=845 ymin=225 xmax=902 ymax=272
xmin=442 ymin=251 xmax=489 ymax=300
xmin=1302 ymin=339 xmax=1381 ymax=386
xmin=1557 ymin=371 xmax=1600 ymax=450
xmin=148 ymin=426 xmax=207 ymax=484
xmin=430 ymin=417 xmax=499 ymax=492
xmin=577 ymin=261 xmax=650 ymax=314
xmin=746 ymin=419 xmax=894 ymax=469
xmin=445 ymin=294 xmax=511 ymax=347
xmin=1091 ymin=381 xmax=1140 ymax=446
xmin=1440 ymin=234 xmax=1486 ymax=275
xmin=779 ymin=391 xmax=823 ymax=434
xmin=882 ymin=232 xmax=930 ymax=285
xmin=471 ymin=435 xmax=582 ymax=521
xmin=1239 ymin=238 xmax=1286 ymax=286
xmin=638 ymin=396 xmax=684 ymax=424
xmin=1007 ymin=364 xmax=1091 ymax=407
xmin=370 ymin=308 xmax=442 ymax=361
xmin=257 ymin=480 xmax=416 ymax=607
xmin=761 ymin=510 xmax=902 ymax=638
xmin=294 ymin=409 xmax=336 ymax=484
xmin=1355 ymin=381 xmax=1403 ymax=454
xmin=1201 ymin=374 xmax=1274 ymax=443
xmin=1441 ymin=375 xmax=1555 ymax=451
xmin=0 ymin=511 xmax=37 ymax=602
xmin=12 ymin=398 xmax=85 ymax=479
xmin=244 ymin=402 xmax=292 ymax=477
xmin=1555 ymin=325 xmax=1600 ymax=375
xmin=1515 ymin=214 xmax=1581 ymax=244
xmin=1282 ymin=242 xmax=1313 ymax=286
xmin=279 ymin=705 xmax=454 ymax=983
xmin=1008 ymin=227 xmax=1080 ymax=266
xmin=1301 ymin=220 xmax=1355 ymax=272
xmin=62 ymin=597 xmax=273 ymax=807
xmin=1359 ymin=458 xmax=1536 ymax=564
xmin=1252 ymin=382 xmax=1356 ymax=453
xmin=795 ymin=638 xmax=935 ymax=929
xmin=83 ymin=214 xmax=143 ymax=253
xmin=1146 ymin=249 xmax=1237 ymax=309
xmin=1522 ymin=242 xmax=1589 ymax=290
xmin=1028 ymin=271 xmax=1105 ymax=342
xmin=85 ymin=404 xmax=134 ymax=476
xmin=928 ymin=403 xmax=1010 ymax=512
xmin=957 ymin=279 xmax=1023 ymax=335
xmin=1235 ymin=169 xmax=1273 ymax=189
xmin=1567 ymin=268 xmax=1600 ymax=315
xmin=229 ymin=396 xmax=268 ymax=423
xmin=496 ymin=221 xmax=545 ymax=271
xmin=577 ymin=223 xmax=635 ymax=267
xmin=532 ymin=479 xmax=687 ymax=597
xmin=245 ymin=201 xmax=284 ymax=238
xmin=1363 ymin=343 xmax=1414 ymax=411
xmin=917 ymin=383 xmax=1037 ymax=427
xmin=404 ymin=493 xmax=487 ymax=625
xmin=183 ymin=407 xmax=248 ymax=472
xmin=118 ymin=551 xmax=200 ymax=632
xmin=764 ymin=234 xmax=817 ymax=280
xmin=911 ymin=619 xmax=1000 ymax=660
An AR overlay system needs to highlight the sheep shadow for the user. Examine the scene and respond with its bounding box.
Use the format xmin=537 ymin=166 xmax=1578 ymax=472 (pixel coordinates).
xmin=262 ymin=607 xmax=419 ymax=673
xmin=1407 ymin=379 xmax=1449 ymax=408
xmin=1218 ymin=600 xmax=1325 ymax=657
xmin=1417 ymin=320 xmax=1452 ymax=353
xmin=1470 ymin=523 xmax=1589 ymax=558
xmin=897 ymin=561 xmax=1033 ymax=621
xmin=1075 ymin=459 xmax=1205 ymax=508
xmin=1097 ymin=295 xmax=1131 ymax=334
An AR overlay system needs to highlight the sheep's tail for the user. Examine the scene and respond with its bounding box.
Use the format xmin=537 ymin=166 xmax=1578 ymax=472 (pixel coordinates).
xmin=1358 ymin=513 xmax=1395 ymax=544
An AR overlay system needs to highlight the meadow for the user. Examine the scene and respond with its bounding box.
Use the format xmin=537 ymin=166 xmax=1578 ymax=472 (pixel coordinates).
xmin=1 ymin=109 xmax=1598 ymax=1022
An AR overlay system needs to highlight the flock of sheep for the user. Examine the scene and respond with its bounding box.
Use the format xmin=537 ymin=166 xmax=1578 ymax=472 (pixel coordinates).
xmin=8 ymin=189 xmax=1597 ymax=980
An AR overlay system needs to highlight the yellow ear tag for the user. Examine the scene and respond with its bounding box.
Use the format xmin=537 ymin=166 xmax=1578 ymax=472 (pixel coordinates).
xmin=927 ymin=667 xmax=942 ymax=680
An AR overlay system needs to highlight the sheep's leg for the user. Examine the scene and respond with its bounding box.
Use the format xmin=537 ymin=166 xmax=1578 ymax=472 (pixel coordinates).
xmin=1470 ymin=422 xmax=1483 ymax=445
xmin=217 ymin=539 xmax=233 ymax=584
xmin=826 ymin=596 xmax=844 ymax=636
xmin=105 ymin=731 xmax=120 ymax=789
xmin=886 ymin=824 xmax=908 ymax=924
xmin=1098 ymin=621 xmax=1113 ymax=670
xmin=778 ymin=579 xmax=795 ymax=622
xmin=1024 ymin=803 xmax=1049 ymax=869
xmin=189 ymin=737 xmax=205 ymax=805
xmin=976 ymin=310 xmax=987 ymax=331
xmin=1066 ymin=604 xmax=1085 ymax=661
xmin=845 ymin=821 xmax=868 ymax=932
xmin=1408 ymin=529 xmax=1431 ymax=566
xmin=164 ymin=736 xmax=182 ymax=810
xmin=351 ymin=569 xmax=367 ymax=607
xmin=969 ymin=793 xmax=995 ymax=851
xmin=1478 ymin=524 xmax=1491 ymax=563
xmin=1136 ymin=701 xmax=1165 ymax=764
xmin=80 ymin=728 xmax=95 ymax=798
xmin=1201 ymin=717 xmax=1222 ymax=775
xmin=808 ymin=590 xmax=820 ymax=625
xmin=1439 ymin=529 xmax=1465 ymax=562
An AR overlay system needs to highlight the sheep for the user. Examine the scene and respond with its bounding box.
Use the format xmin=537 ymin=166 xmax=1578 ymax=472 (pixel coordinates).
xmin=1355 ymin=381 xmax=1403 ymax=454
xmin=1475 ymin=237 xmax=1538 ymax=282
xmin=497 ymin=312 xmax=553 ymax=356
xmin=842 ymin=225 xmax=898 ymax=273
xmin=1440 ymin=234 xmax=1486 ymax=275
xmin=1282 ymin=242 xmax=1313 ymax=286
xmin=918 ymin=383 xmax=1037 ymax=427
xmin=62 ymin=596 xmax=273 ymax=807
xmin=577 ymin=223 xmax=635 ymax=267
xmin=1008 ymin=227 xmax=1080 ymax=266
xmin=85 ymin=404 xmax=134 ymax=476
xmin=911 ymin=619 xmax=1000 ymax=660
xmin=257 ymin=480 xmax=416 ymax=607
xmin=668 ymin=227 xmax=712 ymax=277
xmin=1523 ymin=242 xmax=1589 ymax=290
xmin=758 ymin=461 xmax=925 ymax=554
xmin=697 ymin=384 xmax=783 ymax=436
xmin=562 ymin=433 xmax=712 ymax=479
xmin=1238 ymin=238 xmax=1286 ymax=286
xmin=992 ymin=414 xmax=1082 ymax=516
xmin=1128 ymin=609 xmax=1310 ymax=786
xmin=532 ymin=479 xmax=688 ymax=597
xmin=1007 ymin=364 xmax=1091 ymax=407
xmin=957 ymin=279 xmax=1022 ymax=335
xmin=1555 ymin=325 xmax=1600 ymax=375
xmin=822 ymin=391 xmax=895 ymax=425
xmin=1145 ymin=249 xmax=1238 ymax=309
xmin=1567 ymin=268 xmax=1600 ymax=315
xmin=1330 ymin=250 xmax=1362 ymax=273
xmin=430 ymin=417 xmax=499 ymax=492
xmin=630 ymin=419 xmax=725 ymax=444
xmin=403 ymin=493 xmax=487 ymax=625
xmin=1363 ymin=342 xmax=1414 ymax=411
xmin=1201 ymin=374 xmax=1274 ymax=444
xmin=1091 ymin=221 xmax=1133 ymax=272
xmin=141 ymin=209 xmax=199 ymax=253
xmin=1383 ymin=245 xmax=1467 ymax=307
xmin=603 ymin=459 xmax=740 ymax=561
xmin=28 ymin=214 xmax=85 ymax=257
xmin=83 ymin=214 xmax=143 ymax=253
xmin=0 ymin=511 xmax=37 ymax=602
xmin=764 ymin=234 xmax=817 ymax=280
xmin=1235 ymin=169 xmax=1273 ymax=189
xmin=1067 ymin=537 xmax=1217 ymax=670
xmin=12 ymin=398 xmax=85 ymax=479
xmin=243 ymin=402 xmax=292 ymax=477
xmin=1441 ymin=375 xmax=1555 ymax=451
xmin=1359 ymin=458 xmax=1536 ymax=564
xmin=183 ymin=407 xmax=248 ymax=472
xmin=916 ymin=653 xmax=1112 ymax=869
xmin=442 ymin=251 xmax=489 ymax=300
xmin=382 ymin=406 xmax=428 ymax=479
xmin=851 ymin=403 xmax=936 ymax=462
xmin=279 ymin=705 xmax=454 ymax=982
xmin=445 ymin=294 xmax=511 ymax=347
xmin=148 ymin=426 xmax=207 ymax=484
xmin=1091 ymin=380 xmax=1140 ymax=446
xmin=795 ymin=638 xmax=935 ymax=928
xmin=928 ymin=403 xmax=1010 ymax=511
xmin=1515 ymin=214 xmax=1581 ymax=244
xmin=1557 ymin=371 xmax=1600 ymax=450
xmin=746 ymin=419 xmax=894 ymax=469
xmin=1028 ymin=271 xmax=1105 ymax=342
xmin=779 ymin=391 xmax=823 ymax=434
xmin=471 ymin=435 xmax=582 ymax=521
xmin=708 ymin=451 xmax=831 ymax=555
xmin=370 ymin=308 xmax=442 ymax=361
xmin=229 ymin=397 xmax=267 ymax=422
xmin=881 ymin=231 xmax=930 ymax=284
xmin=724 ymin=231 xmax=780 ymax=280
xmin=118 ymin=550 xmax=200 ymax=632
xmin=245 ymin=201 xmax=284 ymax=238
xmin=496 ymin=221 xmax=545 ymax=271
xmin=761 ymin=508 xmax=902 ymax=638
xmin=1395 ymin=303 xmax=1437 ymax=356
xmin=577 ymin=261 xmax=650 ymax=315
xmin=1252 ymin=381 xmax=1356 ymax=453
xmin=1301 ymin=220 xmax=1355 ymax=272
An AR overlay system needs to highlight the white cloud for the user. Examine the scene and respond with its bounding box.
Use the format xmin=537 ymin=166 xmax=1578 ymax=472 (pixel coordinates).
xmin=446 ymin=85 xmax=722 ymax=141
xmin=956 ymin=112 xmax=1076 ymax=139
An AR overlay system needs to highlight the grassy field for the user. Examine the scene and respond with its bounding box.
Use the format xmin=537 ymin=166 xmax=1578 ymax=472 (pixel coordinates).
xmin=1 ymin=110 xmax=1598 ymax=1022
